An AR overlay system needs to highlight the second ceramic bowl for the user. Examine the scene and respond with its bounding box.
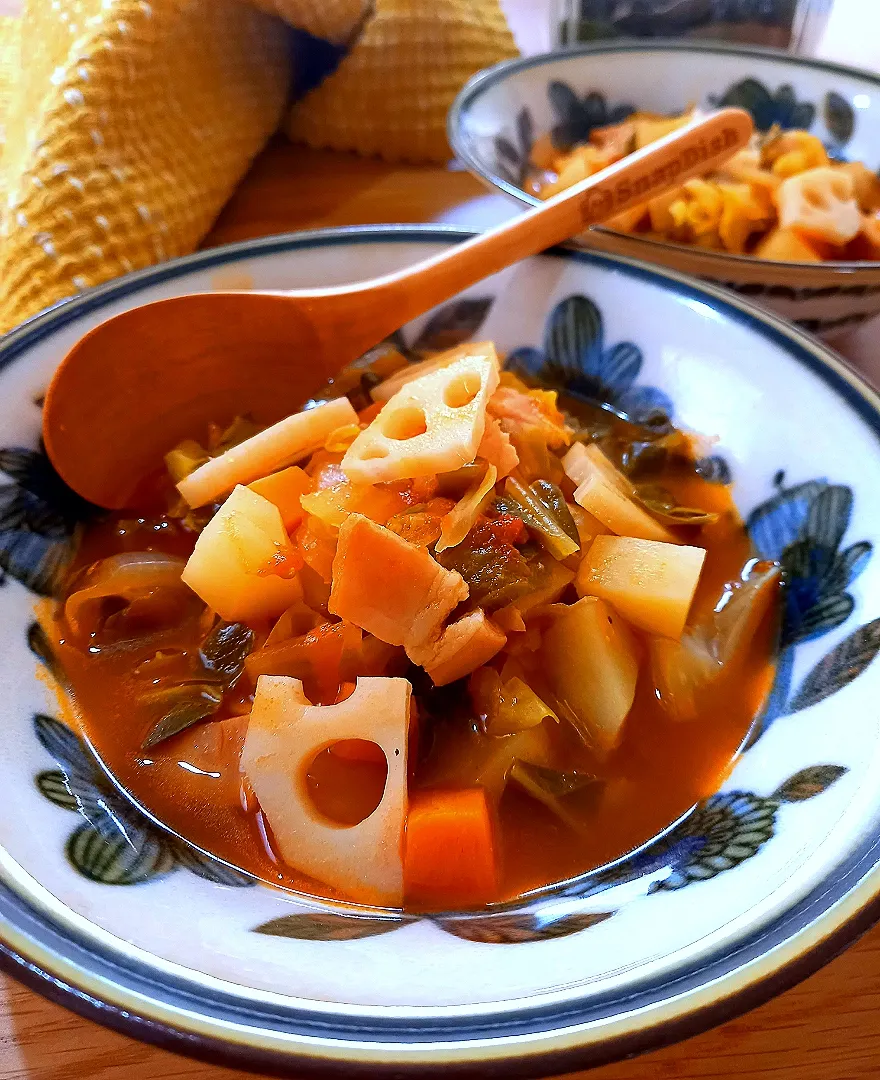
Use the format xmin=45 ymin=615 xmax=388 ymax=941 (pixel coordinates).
xmin=449 ymin=41 xmax=880 ymax=338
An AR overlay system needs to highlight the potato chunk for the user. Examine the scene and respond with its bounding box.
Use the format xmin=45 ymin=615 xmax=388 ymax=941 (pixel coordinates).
xmin=181 ymin=485 xmax=302 ymax=622
xmin=633 ymin=111 xmax=691 ymax=150
xmin=242 ymin=675 xmax=411 ymax=906
xmin=329 ymin=515 xmax=467 ymax=648
xmin=576 ymin=535 xmax=706 ymax=639
xmin=178 ymin=397 xmax=358 ymax=508
xmin=754 ymin=226 xmax=824 ymax=262
xmin=342 ymin=354 xmax=499 ymax=483
xmin=540 ymin=596 xmax=639 ymax=753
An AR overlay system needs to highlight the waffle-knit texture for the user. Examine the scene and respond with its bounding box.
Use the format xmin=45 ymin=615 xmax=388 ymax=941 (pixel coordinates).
xmin=288 ymin=0 xmax=518 ymax=163
xmin=0 ymin=0 xmax=517 ymax=333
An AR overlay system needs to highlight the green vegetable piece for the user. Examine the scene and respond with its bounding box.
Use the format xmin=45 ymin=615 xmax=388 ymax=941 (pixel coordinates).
xmin=436 ymin=526 xmax=533 ymax=611
xmin=200 ymin=621 xmax=255 ymax=682
xmin=436 ymin=462 xmax=487 ymax=498
xmin=510 ymin=761 xmax=599 ymax=833
xmin=212 ymin=415 xmax=264 ymax=454
xmin=165 ymin=416 xmax=264 ymax=487
xmin=651 ymin=560 xmax=781 ymax=719
xmin=636 ymin=483 xmax=720 ymax=526
xmin=711 ymin=560 xmax=781 ymax=666
xmin=503 ymin=477 xmax=579 ymax=561
xmin=142 ymin=620 xmax=255 ymax=748
xmin=164 ymin=440 xmax=209 ymax=484
xmin=530 ymin=480 xmax=580 ymax=544
xmin=474 ymin=725 xmax=555 ymax=804
xmin=141 ymin=682 xmax=225 ymax=748
xmin=618 ymin=429 xmax=692 ymax=480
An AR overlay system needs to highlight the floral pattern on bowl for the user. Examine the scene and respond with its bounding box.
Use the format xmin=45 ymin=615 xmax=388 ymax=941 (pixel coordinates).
xmin=3 ymin=227 xmax=880 ymax=1075
xmin=492 ymin=76 xmax=855 ymax=189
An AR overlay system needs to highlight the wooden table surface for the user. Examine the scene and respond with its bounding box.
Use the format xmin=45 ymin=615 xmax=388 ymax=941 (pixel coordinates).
xmin=4 ymin=1 xmax=880 ymax=1076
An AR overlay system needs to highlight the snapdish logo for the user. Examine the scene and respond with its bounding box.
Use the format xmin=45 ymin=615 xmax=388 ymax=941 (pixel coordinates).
xmin=578 ymin=126 xmax=740 ymax=225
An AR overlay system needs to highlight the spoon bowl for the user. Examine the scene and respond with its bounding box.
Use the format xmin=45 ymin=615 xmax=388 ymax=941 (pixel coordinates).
xmin=42 ymin=292 xmax=325 ymax=508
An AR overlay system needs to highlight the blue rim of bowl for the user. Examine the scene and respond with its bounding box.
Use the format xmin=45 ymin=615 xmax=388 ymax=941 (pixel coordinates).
xmin=448 ymin=40 xmax=880 ymax=273
xmin=2 ymin=224 xmax=880 ymax=1076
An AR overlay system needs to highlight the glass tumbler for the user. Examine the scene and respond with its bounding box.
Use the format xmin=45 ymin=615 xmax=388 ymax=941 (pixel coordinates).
xmin=551 ymin=1 xmax=835 ymax=54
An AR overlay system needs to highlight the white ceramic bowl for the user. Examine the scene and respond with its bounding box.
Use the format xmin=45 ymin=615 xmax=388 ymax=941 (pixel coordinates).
xmin=2 ymin=226 xmax=880 ymax=1075
xmin=449 ymin=42 xmax=880 ymax=338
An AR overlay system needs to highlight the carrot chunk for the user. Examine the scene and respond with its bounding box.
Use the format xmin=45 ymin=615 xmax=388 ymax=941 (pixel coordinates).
xmin=404 ymin=788 xmax=498 ymax=907
xmin=249 ymin=466 xmax=313 ymax=531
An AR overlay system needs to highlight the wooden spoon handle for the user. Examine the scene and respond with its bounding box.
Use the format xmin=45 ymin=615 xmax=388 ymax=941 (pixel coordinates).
xmin=327 ymin=108 xmax=752 ymax=351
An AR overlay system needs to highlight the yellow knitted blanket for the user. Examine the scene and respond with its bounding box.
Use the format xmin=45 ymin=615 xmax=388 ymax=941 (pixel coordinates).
xmin=0 ymin=0 xmax=517 ymax=333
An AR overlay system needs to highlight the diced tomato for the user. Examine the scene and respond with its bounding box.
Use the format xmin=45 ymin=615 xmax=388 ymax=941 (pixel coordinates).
xmin=483 ymin=512 xmax=527 ymax=547
xmin=388 ymin=475 xmax=440 ymax=507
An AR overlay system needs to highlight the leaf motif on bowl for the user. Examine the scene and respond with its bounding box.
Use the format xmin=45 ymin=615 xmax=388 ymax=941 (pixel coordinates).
xmin=0 ymin=447 xmax=99 ymax=596
xmin=255 ymin=905 xmax=616 ymax=945
xmin=533 ymin=761 xmax=850 ymax=906
xmin=695 ymin=454 xmax=732 ymax=485
xmin=547 ymin=82 xmax=635 ymax=150
xmin=492 ymin=106 xmax=536 ymax=186
xmin=748 ymin=475 xmax=871 ymax=647
xmin=66 ymin=814 xmax=178 ymax=886
xmin=787 ymin=619 xmax=880 ymax=715
xmin=436 ymin=909 xmax=614 ymax=945
xmin=651 ymin=763 xmax=848 ymax=892
xmin=506 ymin=293 xmax=672 ymax=425
xmin=35 ymin=769 xmax=87 ymax=812
xmin=710 ymin=79 xmax=857 ymax=150
xmin=773 ymin=764 xmax=849 ymax=802
xmin=253 ymin=913 xmax=409 ymax=941
xmin=651 ymin=792 xmax=778 ymax=892
xmin=332 ymin=297 xmax=497 ymax=405
xmin=824 ymin=90 xmax=856 ymax=147
xmin=710 ymin=78 xmax=816 ymax=133
xmin=745 ymin=471 xmax=876 ymax=744
xmin=409 ymin=297 xmax=495 ymax=355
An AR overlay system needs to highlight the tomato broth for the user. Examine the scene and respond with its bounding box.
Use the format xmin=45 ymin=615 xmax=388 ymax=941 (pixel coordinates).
xmin=43 ymin=376 xmax=779 ymax=911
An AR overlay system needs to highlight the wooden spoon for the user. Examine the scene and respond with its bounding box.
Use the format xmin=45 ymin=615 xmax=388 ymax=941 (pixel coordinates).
xmin=43 ymin=109 xmax=752 ymax=508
